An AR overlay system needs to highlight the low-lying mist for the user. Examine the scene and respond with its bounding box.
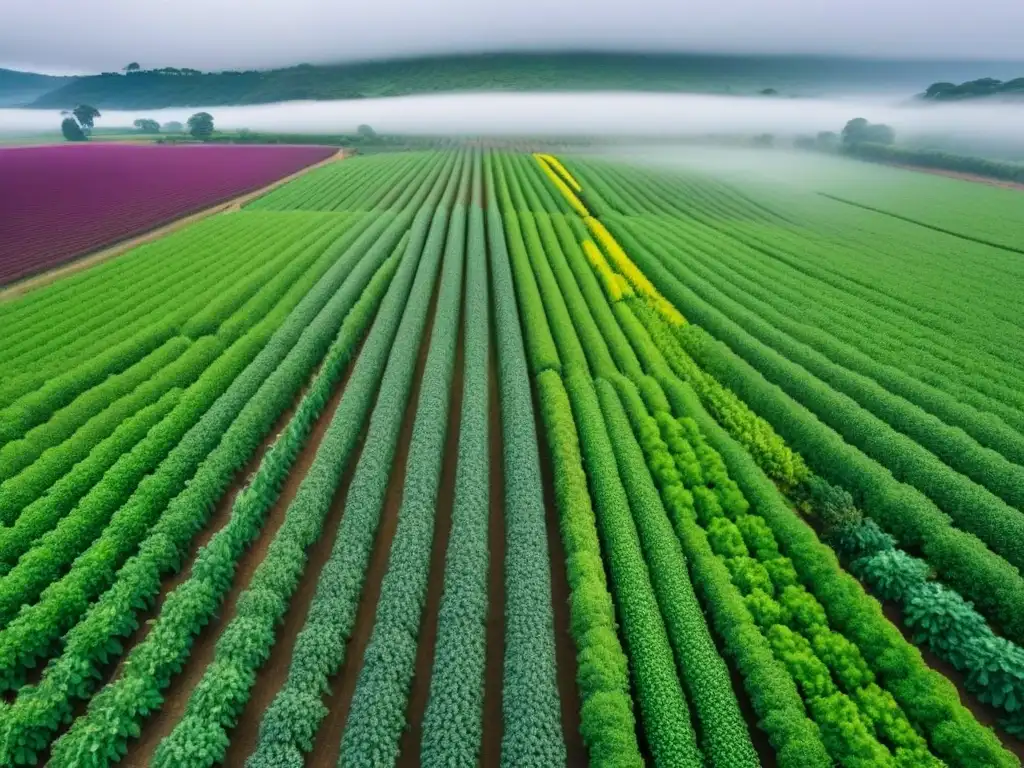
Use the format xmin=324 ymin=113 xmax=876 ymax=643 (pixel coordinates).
xmin=2 ymin=91 xmax=1022 ymax=148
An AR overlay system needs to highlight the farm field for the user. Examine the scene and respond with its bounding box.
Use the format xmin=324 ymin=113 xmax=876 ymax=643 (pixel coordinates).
xmin=0 ymin=145 xmax=1022 ymax=768
xmin=0 ymin=143 xmax=338 ymax=285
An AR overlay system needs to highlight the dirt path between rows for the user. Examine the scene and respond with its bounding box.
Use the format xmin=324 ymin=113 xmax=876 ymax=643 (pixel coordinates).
xmin=532 ymin=382 xmax=585 ymax=766
xmin=480 ymin=336 xmax=507 ymax=767
xmin=221 ymin=378 xmax=369 ymax=766
xmin=0 ymin=149 xmax=344 ymax=302
xmin=396 ymin=289 xmax=466 ymax=766
xmin=882 ymin=602 xmax=1024 ymax=762
xmin=307 ymin=262 xmax=444 ymax=767
xmin=122 ymin=354 xmax=354 ymax=764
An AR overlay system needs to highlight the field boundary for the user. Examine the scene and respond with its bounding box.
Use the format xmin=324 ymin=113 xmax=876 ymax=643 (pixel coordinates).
xmin=817 ymin=192 xmax=1024 ymax=256
xmin=0 ymin=148 xmax=345 ymax=302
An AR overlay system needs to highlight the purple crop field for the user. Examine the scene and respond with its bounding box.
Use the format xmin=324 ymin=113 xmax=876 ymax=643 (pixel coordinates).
xmin=0 ymin=143 xmax=337 ymax=285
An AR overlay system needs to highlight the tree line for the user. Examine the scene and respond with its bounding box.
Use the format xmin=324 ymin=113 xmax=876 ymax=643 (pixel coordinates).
xmin=61 ymin=107 xmax=215 ymax=142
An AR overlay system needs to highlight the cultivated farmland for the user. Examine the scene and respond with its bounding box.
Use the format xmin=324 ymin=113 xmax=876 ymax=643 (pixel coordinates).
xmin=0 ymin=146 xmax=1022 ymax=768
xmin=0 ymin=144 xmax=337 ymax=284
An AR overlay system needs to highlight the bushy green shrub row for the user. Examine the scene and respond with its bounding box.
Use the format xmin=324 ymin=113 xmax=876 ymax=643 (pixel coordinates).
xmin=486 ymin=153 xmax=566 ymax=768
xmin=605 ymin=377 xmax=830 ymax=766
xmin=563 ymin=368 xmax=703 ymax=767
xmin=338 ymin=177 xmax=469 ymax=765
xmin=662 ymin=375 xmax=1018 ymax=767
xmin=420 ymin=162 xmax=490 ymax=766
xmin=595 ymin=378 xmax=759 ymax=768
xmin=534 ymin=371 xmax=642 ymax=767
xmin=245 ymin=157 xmax=464 ymax=768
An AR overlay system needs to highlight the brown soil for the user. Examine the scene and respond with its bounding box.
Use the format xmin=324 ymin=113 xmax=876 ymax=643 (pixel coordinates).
xmin=531 ymin=382 xmax=585 ymax=766
xmin=891 ymin=163 xmax=1024 ymax=192
xmin=396 ymin=293 xmax=466 ymax=766
xmin=0 ymin=149 xmax=344 ymax=303
xmin=220 ymin=403 xmax=369 ymax=766
xmin=882 ymin=601 xmax=1024 ymax=762
xmin=306 ymin=260 xmax=444 ymax=768
xmin=123 ymin=361 xmax=352 ymax=765
xmin=480 ymin=340 xmax=506 ymax=767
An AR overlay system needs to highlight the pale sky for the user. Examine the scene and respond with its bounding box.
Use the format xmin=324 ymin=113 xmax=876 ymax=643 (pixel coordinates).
xmin=2 ymin=0 xmax=1023 ymax=73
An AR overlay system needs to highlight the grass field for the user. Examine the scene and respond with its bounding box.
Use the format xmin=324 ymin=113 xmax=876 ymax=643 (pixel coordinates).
xmin=0 ymin=146 xmax=1021 ymax=768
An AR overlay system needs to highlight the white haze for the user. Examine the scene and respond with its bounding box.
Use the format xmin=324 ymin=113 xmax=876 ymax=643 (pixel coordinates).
xmin=1 ymin=91 xmax=1023 ymax=146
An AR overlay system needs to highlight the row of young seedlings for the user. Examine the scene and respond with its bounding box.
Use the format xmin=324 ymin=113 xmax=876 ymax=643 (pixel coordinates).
xmin=0 ymin=155 xmax=453 ymax=766
xmin=520 ymin=154 xmax=1015 ymax=768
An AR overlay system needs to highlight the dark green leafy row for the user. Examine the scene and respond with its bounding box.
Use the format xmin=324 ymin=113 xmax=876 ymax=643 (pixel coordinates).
xmin=0 ymin=204 xmax=405 ymax=695
xmin=420 ymin=154 xmax=489 ymax=766
xmin=595 ymin=378 xmax=759 ymax=768
xmin=246 ymin=155 xmax=463 ymax=768
xmin=485 ymin=152 xmax=566 ymax=768
xmin=338 ymin=162 xmax=469 ymax=767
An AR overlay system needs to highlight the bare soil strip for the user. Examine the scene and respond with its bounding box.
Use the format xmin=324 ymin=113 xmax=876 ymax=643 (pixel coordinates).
xmin=890 ymin=163 xmax=1024 ymax=193
xmin=306 ymin=264 xmax=444 ymax=768
xmin=123 ymin=357 xmax=353 ymax=764
xmin=531 ymin=382 xmax=585 ymax=766
xmin=480 ymin=337 xmax=507 ymax=768
xmin=221 ymin=413 xmax=370 ymax=765
xmin=396 ymin=294 xmax=466 ymax=766
xmin=0 ymin=149 xmax=344 ymax=302
xmin=882 ymin=602 xmax=1024 ymax=762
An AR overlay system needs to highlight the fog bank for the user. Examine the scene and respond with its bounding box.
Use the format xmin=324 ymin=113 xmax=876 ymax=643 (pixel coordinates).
xmin=2 ymin=91 xmax=1023 ymax=146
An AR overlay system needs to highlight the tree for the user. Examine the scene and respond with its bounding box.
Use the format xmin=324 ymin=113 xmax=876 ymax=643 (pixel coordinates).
xmin=356 ymin=124 xmax=377 ymax=140
xmin=72 ymin=104 xmax=101 ymax=132
xmin=162 ymin=121 xmax=184 ymax=133
xmin=187 ymin=112 xmax=215 ymax=139
xmin=752 ymin=133 xmax=775 ymax=147
xmin=124 ymin=62 xmax=141 ymax=72
xmin=760 ymin=88 xmax=779 ymax=96
xmin=842 ymin=117 xmax=895 ymax=146
xmin=816 ymin=130 xmax=839 ymax=149
xmin=133 ymin=118 xmax=161 ymax=133
xmin=61 ymin=117 xmax=87 ymax=142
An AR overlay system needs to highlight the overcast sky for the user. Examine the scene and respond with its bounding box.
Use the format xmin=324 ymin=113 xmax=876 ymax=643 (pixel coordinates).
xmin=2 ymin=0 xmax=1023 ymax=73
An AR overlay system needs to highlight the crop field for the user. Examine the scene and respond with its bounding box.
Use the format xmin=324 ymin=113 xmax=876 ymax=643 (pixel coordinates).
xmin=0 ymin=146 xmax=1022 ymax=768
xmin=0 ymin=144 xmax=338 ymax=285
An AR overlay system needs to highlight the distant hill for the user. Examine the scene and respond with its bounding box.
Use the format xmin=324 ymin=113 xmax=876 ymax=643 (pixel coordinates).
xmin=0 ymin=69 xmax=73 ymax=107
xmin=21 ymin=52 xmax=1024 ymax=110
xmin=922 ymin=77 xmax=1024 ymax=101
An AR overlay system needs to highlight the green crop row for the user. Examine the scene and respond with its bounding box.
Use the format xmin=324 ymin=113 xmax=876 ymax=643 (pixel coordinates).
xmin=534 ymin=371 xmax=642 ymax=768
xmin=619 ymin=216 xmax=1024 ymax=513
xmin=246 ymin=156 xmax=464 ymax=768
xmin=0 ymin=199 xmax=408 ymax=693
xmin=597 ymin=215 xmax=1024 ymax=642
xmin=338 ymin=166 xmax=469 ymax=766
xmin=595 ymin=378 xmax=759 ymax=768
xmin=484 ymin=152 xmax=566 ymax=768
xmin=29 ymin=231 xmax=404 ymax=768
xmin=420 ymin=158 xmax=490 ymax=766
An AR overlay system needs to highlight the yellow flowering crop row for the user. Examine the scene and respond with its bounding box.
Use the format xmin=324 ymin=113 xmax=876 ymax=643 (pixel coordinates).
xmin=583 ymin=239 xmax=633 ymax=302
xmin=584 ymin=216 xmax=686 ymax=326
xmin=533 ymin=156 xmax=590 ymax=217
xmin=535 ymin=153 xmax=582 ymax=192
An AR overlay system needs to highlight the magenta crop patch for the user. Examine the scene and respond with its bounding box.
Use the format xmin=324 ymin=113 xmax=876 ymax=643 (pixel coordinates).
xmin=0 ymin=143 xmax=336 ymax=285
